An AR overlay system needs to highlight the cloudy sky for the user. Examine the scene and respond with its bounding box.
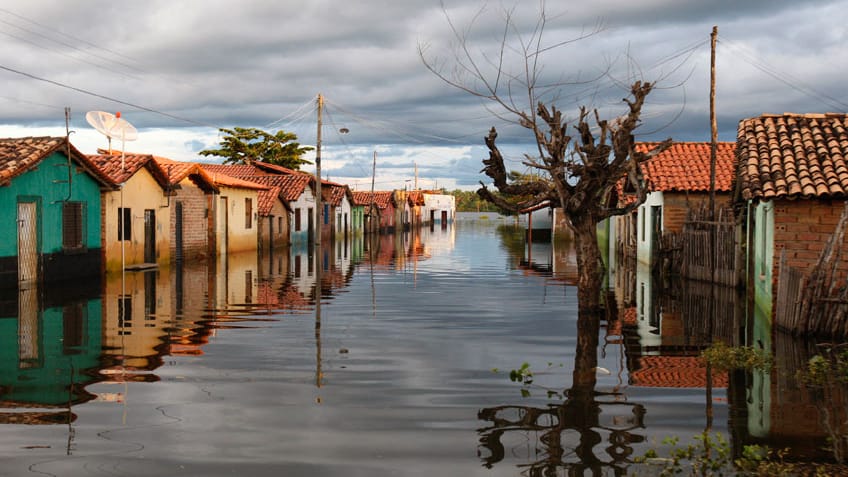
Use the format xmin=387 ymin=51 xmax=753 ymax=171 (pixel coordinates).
xmin=0 ymin=0 xmax=845 ymax=190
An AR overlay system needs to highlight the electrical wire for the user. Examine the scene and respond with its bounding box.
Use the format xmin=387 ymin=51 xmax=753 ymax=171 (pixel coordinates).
xmin=717 ymin=34 xmax=848 ymax=112
xmin=0 ymin=63 xmax=220 ymax=129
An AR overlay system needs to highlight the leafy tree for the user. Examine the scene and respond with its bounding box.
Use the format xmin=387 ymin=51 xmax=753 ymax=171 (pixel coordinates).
xmin=200 ymin=127 xmax=313 ymax=169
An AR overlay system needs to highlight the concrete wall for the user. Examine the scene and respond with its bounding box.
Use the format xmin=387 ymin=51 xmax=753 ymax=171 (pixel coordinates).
xmin=214 ymin=186 xmax=259 ymax=254
xmin=102 ymin=168 xmax=170 ymax=271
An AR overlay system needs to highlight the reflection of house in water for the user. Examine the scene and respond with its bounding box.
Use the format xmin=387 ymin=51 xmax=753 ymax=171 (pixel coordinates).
xmin=101 ymin=269 xmax=172 ymax=374
xmin=620 ymin=261 xmax=741 ymax=388
xmin=520 ymin=240 xmax=579 ymax=284
xmin=0 ymin=285 xmax=103 ymax=422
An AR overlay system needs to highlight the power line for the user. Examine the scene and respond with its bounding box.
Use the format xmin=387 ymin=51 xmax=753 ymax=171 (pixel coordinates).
xmin=0 ymin=62 xmax=220 ymax=129
xmin=717 ymin=34 xmax=848 ymax=111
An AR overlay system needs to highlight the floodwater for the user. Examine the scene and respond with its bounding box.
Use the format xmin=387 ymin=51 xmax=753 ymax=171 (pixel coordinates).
xmin=0 ymin=212 xmax=843 ymax=476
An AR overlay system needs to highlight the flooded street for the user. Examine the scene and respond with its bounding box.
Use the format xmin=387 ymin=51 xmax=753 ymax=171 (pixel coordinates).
xmin=0 ymin=213 xmax=840 ymax=476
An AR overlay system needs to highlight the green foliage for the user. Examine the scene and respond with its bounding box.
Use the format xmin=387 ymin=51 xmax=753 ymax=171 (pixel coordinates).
xmin=635 ymin=432 xmax=797 ymax=476
xmin=803 ymin=345 xmax=848 ymax=386
xmin=200 ymin=127 xmax=313 ymax=169
xmin=509 ymin=362 xmax=533 ymax=385
xmin=700 ymin=342 xmax=772 ymax=373
xmin=449 ymin=189 xmax=503 ymax=213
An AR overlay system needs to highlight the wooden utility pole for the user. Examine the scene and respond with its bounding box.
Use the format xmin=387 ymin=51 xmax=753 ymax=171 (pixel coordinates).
xmin=709 ymin=26 xmax=718 ymax=219
xmin=370 ymin=151 xmax=377 ymax=233
xmin=315 ymin=94 xmax=323 ymax=247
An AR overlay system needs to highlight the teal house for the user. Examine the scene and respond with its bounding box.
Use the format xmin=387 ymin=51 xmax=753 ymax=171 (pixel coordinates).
xmin=0 ymin=137 xmax=114 ymax=289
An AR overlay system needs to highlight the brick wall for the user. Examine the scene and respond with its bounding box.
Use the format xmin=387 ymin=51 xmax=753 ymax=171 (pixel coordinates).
xmin=170 ymin=181 xmax=211 ymax=260
xmin=773 ymin=199 xmax=848 ymax=280
xmin=662 ymin=192 xmax=732 ymax=234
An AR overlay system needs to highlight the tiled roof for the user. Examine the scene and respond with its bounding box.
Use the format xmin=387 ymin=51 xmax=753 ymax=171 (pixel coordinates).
xmin=407 ymin=190 xmax=425 ymax=206
xmin=737 ymin=113 xmax=848 ymax=200
xmin=237 ymin=174 xmax=313 ymax=202
xmin=0 ymin=136 xmax=114 ymax=187
xmin=351 ymin=191 xmax=395 ymax=209
xmin=635 ymin=142 xmax=736 ymax=192
xmin=88 ymin=153 xmax=170 ymax=189
xmin=201 ymin=162 xmax=303 ymax=178
xmin=321 ymin=181 xmax=348 ymax=206
xmin=152 ymin=156 xmax=218 ymax=192
xmin=630 ymin=356 xmax=728 ymax=388
xmin=257 ymin=186 xmax=282 ymax=216
xmin=199 ymin=164 xmax=270 ymax=190
xmin=201 ymin=164 xmax=270 ymax=178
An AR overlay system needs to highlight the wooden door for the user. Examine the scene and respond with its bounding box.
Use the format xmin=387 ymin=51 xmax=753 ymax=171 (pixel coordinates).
xmin=144 ymin=209 xmax=156 ymax=263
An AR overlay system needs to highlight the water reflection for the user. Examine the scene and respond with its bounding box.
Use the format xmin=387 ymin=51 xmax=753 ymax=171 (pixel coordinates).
xmin=0 ymin=216 xmax=844 ymax=473
xmin=0 ymin=282 xmax=102 ymax=425
xmin=488 ymin=221 xmax=848 ymax=471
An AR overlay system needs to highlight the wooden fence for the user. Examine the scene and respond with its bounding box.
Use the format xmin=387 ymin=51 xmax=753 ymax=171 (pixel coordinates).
xmin=775 ymin=202 xmax=848 ymax=339
xmin=677 ymin=208 xmax=737 ymax=286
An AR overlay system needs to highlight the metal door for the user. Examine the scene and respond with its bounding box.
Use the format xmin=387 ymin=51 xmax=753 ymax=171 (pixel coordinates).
xmin=17 ymin=202 xmax=37 ymax=286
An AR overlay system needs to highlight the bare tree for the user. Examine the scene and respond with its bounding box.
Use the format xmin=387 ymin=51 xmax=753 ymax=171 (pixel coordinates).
xmin=420 ymin=4 xmax=671 ymax=316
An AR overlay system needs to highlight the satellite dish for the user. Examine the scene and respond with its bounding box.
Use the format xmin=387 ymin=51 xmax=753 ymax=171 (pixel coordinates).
xmin=85 ymin=111 xmax=138 ymax=143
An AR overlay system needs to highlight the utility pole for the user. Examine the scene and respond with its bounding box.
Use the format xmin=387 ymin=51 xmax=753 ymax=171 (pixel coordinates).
xmin=709 ymin=26 xmax=718 ymax=219
xmin=370 ymin=151 xmax=377 ymax=234
xmin=315 ymin=94 xmax=323 ymax=248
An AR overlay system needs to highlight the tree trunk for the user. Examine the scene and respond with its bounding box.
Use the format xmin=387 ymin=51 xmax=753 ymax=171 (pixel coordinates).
xmin=571 ymin=215 xmax=603 ymax=388
xmin=572 ymin=215 xmax=603 ymax=312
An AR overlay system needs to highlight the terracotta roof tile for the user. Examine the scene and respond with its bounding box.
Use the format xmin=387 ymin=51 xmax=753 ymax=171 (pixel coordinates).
xmin=201 ymin=164 xmax=270 ymax=178
xmin=0 ymin=136 xmax=114 ymax=187
xmin=407 ymin=190 xmax=425 ymax=206
xmin=152 ymin=156 xmax=218 ymax=192
xmin=737 ymin=113 xmax=848 ymax=200
xmin=630 ymin=355 xmax=728 ymax=388
xmin=321 ymin=180 xmax=348 ymax=206
xmin=351 ymin=190 xmax=394 ymax=209
xmin=635 ymin=142 xmax=736 ymax=192
xmin=198 ymin=164 xmax=270 ymax=190
xmin=88 ymin=153 xmax=170 ymax=189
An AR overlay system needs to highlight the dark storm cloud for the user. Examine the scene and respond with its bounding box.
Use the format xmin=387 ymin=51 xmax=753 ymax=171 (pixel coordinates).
xmin=1 ymin=0 xmax=847 ymax=170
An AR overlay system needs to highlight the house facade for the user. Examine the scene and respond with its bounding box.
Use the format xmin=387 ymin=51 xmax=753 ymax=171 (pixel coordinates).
xmin=321 ymin=181 xmax=352 ymax=242
xmin=619 ymin=142 xmax=736 ymax=265
xmin=735 ymin=113 xmax=848 ymax=319
xmin=154 ymin=157 xmax=218 ymax=261
xmin=352 ymin=191 xmax=396 ymax=233
xmin=423 ymin=192 xmax=456 ymax=228
xmin=202 ymin=170 xmax=267 ymax=255
xmin=0 ymin=137 xmax=113 ymax=289
xmin=88 ymin=153 xmax=172 ymax=271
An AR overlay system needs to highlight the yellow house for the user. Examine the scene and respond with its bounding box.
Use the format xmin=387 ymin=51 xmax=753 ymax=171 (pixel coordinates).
xmin=88 ymin=153 xmax=171 ymax=272
xmin=201 ymin=166 xmax=267 ymax=255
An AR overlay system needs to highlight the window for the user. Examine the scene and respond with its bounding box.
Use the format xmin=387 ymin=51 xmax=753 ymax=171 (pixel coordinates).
xmin=118 ymin=207 xmax=131 ymax=241
xmin=323 ymin=204 xmax=329 ymax=224
xmin=294 ymin=208 xmax=302 ymax=231
xmin=62 ymin=201 xmax=85 ymax=250
xmin=277 ymin=217 xmax=283 ymax=235
xmin=245 ymin=198 xmax=253 ymax=229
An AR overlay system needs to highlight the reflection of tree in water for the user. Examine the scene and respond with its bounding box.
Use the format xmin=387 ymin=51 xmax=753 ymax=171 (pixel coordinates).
xmin=478 ymin=297 xmax=647 ymax=475
xmin=477 ymin=388 xmax=645 ymax=475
